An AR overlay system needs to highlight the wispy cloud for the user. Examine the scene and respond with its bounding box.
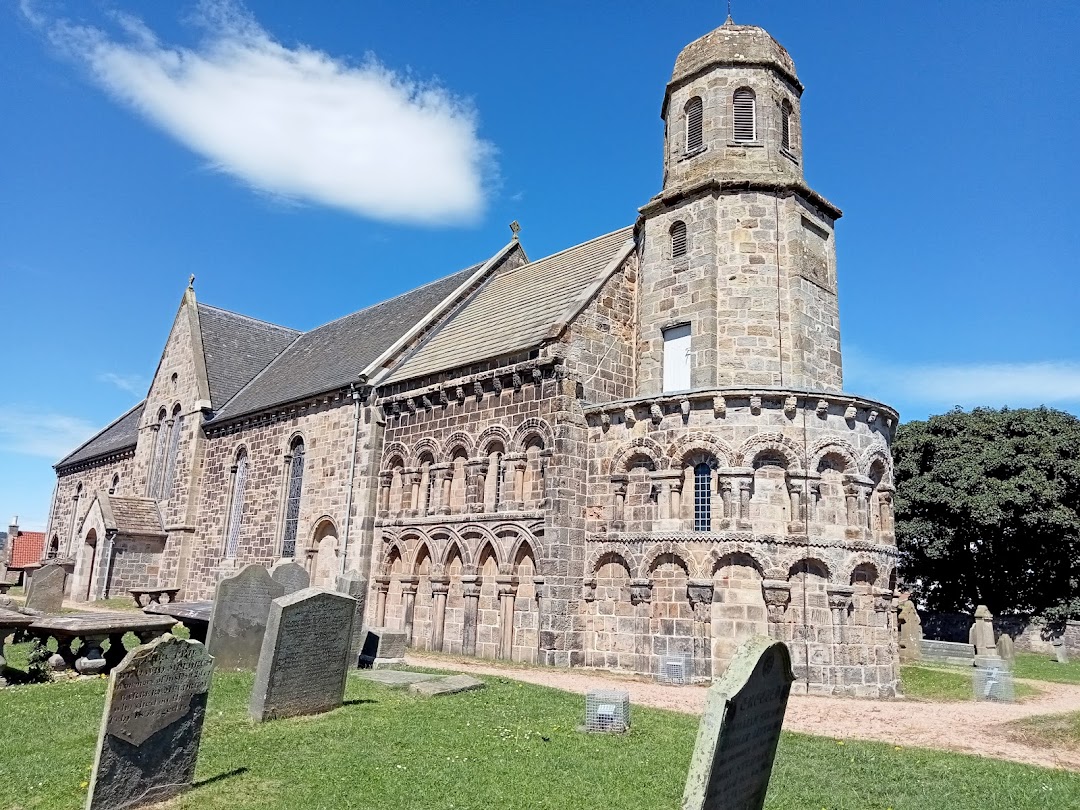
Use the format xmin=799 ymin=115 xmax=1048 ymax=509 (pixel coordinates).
xmin=25 ymin=0 xmax=495 ymax=225
xmin=0 ymin=407 xmax=98 ymax=460
xmin=97 ymin=372 xmax=147 ymax=396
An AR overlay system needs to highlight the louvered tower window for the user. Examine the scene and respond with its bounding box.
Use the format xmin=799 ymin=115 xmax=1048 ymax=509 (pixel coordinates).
xmin=732 ymin=88 xmax=756 ymax=142
xmin=225 ymin=449 xmax=248 ymax=557
xmin=685 ymin=96 xmax=703 ymax=151
xmin=671 ymin=221 xmax=688 ymax=258
xmin=693 ymin=462 xmax=712 ymax=532
xmin=281 ymin=438 xmax=305 ymax=557
xmin=780 ymin=99 xmax=793 ymax=150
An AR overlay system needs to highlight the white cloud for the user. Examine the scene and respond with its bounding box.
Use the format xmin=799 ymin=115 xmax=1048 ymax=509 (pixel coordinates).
xmin=28 ymin=0 xmax=495 ymax=225
xmin=97 ymin=372 xmax=147 ymax=396
xmin=0 ymin=407 xmax=98 ymax=460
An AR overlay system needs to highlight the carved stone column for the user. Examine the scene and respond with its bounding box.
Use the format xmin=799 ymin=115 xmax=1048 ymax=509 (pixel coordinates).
xmin=687 ymin=580 xmax=714 ymax=680
xmin=651 ymin=470 xmax=683 ymax=528
xmin=872 ymin=587 xmax=893 ymax=629
xmin=739 ymin=480 xmax=752 ymax=524
xmin=807 ymin=483 xmax=820 ymax=523
xmin=844 ymin=485 xmax=858 ymax=526
xmin=497 ymin=576 xmax=518 ymax=660
xmin=466 ymin=459 xmax=487 ymax=514
xmin=430 ymin=576 xmax=450 ymax=652
xmin=377 ymin=471 xmax=393 ymax=518
xmin=511 ymin=456 xmax=528 ymax=510
xmin=498 ymin=455 xmax=523 ymax=512
xmin=437 ymin=467 xmax=453 ymax=515
xmin=630 ymin=579 xmax=652 ymax=673
xmin=611 ymin=474 xmax=628 ymax=530
xmin=400 ymin=575 xmax=419 ymax=643
xmin=761 ymin=579 xmax=792 ymax=640
xmin=403 ymin=469 xmax=420 ymax=516
xmin=461 ymin=575 xmax=480 ymax=655
xmin=719 ymin=479 xmax=733 ymax=521
xmin=788 ymin=483 xmax=802 ymax=523
xmin=827 ymin=585 xmax=855 ymax=645
xmin=374 ymin=575 xmax=390 ymax=626
xmin=879 ymin=490 xmax=895 ymax=539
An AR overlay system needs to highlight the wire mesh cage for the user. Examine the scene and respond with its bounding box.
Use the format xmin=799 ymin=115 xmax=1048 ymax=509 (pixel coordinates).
xmin=584 ymin=689 xmax=631 ymax=733
xmin=657 ymin=653 xmax=694 ymax=685
xmin=973 ymin=666 xmax=1014 ymax=702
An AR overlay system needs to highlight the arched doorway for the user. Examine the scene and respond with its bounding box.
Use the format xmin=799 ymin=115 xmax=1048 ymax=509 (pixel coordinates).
xmin=73 ymin=529 xmax=98 ymax=602
xmin=307 ymin=518 xmax=339 ymax=587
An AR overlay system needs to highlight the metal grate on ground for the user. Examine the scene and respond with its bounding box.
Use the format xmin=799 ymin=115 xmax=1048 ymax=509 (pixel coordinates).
xmin=657 ymin=653 xmax=693 ymax=685
xmin=973 ymin=666 xmax=1014 ymax=702
xmin=584 ymin=689 xmax=631 ymax=733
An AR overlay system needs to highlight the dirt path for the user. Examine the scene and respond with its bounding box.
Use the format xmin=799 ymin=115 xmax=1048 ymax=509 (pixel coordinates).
xmin=406 ymin=652 xmax=1080 ymax=771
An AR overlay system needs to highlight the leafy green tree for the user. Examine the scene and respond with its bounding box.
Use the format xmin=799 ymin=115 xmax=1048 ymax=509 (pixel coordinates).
xmin=894 ymin=406 xmax=1080 ymax=620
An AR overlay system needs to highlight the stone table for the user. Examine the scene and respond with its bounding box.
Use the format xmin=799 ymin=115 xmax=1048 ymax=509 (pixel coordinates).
xmin=27 ymin=612 xmax=176 ymax=675
xmin=0 ymin=608 xmax=35 ymax=680
xmin=129 ymin=588 xmax=181 ymax=608
xmin=144 ymin=601 xmax=213 ymax=644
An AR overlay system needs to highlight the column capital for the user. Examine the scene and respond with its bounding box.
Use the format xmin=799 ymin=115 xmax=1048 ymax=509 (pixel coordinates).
xmin=430 ymin=576 xmax=450 ymax=595
xmin=686 ymin=580 xmax=714 ymax=607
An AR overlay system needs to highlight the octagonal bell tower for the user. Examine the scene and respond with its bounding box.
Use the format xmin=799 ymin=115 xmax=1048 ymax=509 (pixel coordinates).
xmin=636 ymin=19 xmax=844 ymax=396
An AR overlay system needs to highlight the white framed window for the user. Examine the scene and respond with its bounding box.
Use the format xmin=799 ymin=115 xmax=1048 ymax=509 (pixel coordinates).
xmin=662 ymin=324 xmax=692 ymax=392
xmin=733 ymin=88 xmax=756 ymax=142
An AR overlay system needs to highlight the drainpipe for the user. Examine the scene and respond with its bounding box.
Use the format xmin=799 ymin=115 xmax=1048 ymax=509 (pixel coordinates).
xmin=340 ymin=379 xmax=368 ymax=574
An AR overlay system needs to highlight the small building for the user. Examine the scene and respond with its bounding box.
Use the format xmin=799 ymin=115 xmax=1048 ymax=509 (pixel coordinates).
xmin=5 ymin=517 xmax=46 ymax=586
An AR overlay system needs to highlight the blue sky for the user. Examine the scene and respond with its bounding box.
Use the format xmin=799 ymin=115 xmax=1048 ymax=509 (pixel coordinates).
xmin=3 ymin=0 xmax=1079 ymax=530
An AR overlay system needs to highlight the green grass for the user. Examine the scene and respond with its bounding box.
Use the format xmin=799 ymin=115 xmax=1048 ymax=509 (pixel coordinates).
xmin=1 ymin=647 xmax=1079 ymax=810
xmin=901 ymin=665 xmax=1038 ymax=701
xmin=1014 ymin=652 xmax=1080 ymax=685
xmin=1005 ymin=712 xmax=1080 ymax=752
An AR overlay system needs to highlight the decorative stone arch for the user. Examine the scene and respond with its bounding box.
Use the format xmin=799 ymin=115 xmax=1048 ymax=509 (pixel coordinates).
xmin=412 ymin=437 xmax=440 ymax=465
xmin=847 ymin=554 xmax=881 ymax=587
xmin=786 ymin=556 xmax=832 ymax=581
xmin=440 ymin=431 xmax=475 ymax=461
xmin=475 ymin=425 xmax=512 ymax=455
xmin=738 ymin=433 xmax=804 ymax=470
xmin=706 ymin=543 xmax=768 ymax=577
xmin=512 ymin=418 xmax=554 ymax=452
xmin=808 ymin=438 xmax=859 ymax=474
xmin=413 ymin=540 xmax=435 ymax=574
xmin=307 ymin=516 xmax=340 ymax=587
xmin=861 ymin=444 xmax=894 ymax=482
xmin=667 ymin=432 xmax=736 ymax=468
xmin=504 ymin=532 xmax=543 ymax=576
xmin=585 ymin=543 xmax=635 ymax=577
xmin=640 ymin=541 xmax=698 ymax=580
xmin=474 ymin=538 xmax=502 ymax=575
xmin=285 ymin=428 xmax=308 ymax=451
xmin=381 ymin=441 xmax=409 ymax=470
xmin=380 ymin=541 xmax=407 ymax=575
xmin=609 ymin=437 xmax=666 ymax=476
xmin=440 ymin=536 xmax=473 ymax=569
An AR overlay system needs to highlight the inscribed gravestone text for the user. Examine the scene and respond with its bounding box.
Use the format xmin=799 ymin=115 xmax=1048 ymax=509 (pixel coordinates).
xmin=207 ymin=564 xmax=284 ymax=670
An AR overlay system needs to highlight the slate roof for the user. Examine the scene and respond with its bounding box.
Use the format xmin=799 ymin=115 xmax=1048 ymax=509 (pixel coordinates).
xmin=55 ymin=401 xmax=146 ymax=470
xmin=196 ymin=304 xmax=301 ymax=408
xmin=386 ymin=227 xmax=634 ymax=384
xmin=9 ymin=531 xmax=45 ymax=569
xmin=107 ymin=496 xmax=165 ymax=538
xmin=210 ymin=263 xmax=485 ymax=422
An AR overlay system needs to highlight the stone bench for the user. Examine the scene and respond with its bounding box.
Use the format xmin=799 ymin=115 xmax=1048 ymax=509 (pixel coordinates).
xmin=129 ymin=588 xmax=181 ymax=608
xmin=920 ymin=639 xmax=975 ymax=667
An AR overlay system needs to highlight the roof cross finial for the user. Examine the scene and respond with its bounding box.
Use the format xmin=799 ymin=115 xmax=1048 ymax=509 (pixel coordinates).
xmin=188 ymin=274 xmax=195 ymax=289
xmin=725 ymin=0 xmax=734 ymax=24
xmin=509 ymin=220 xmax=521 ymax=240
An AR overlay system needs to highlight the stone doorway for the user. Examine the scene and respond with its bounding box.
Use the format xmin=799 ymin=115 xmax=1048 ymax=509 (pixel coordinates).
xmin=72 ymin=529 xmax=98 ymax=602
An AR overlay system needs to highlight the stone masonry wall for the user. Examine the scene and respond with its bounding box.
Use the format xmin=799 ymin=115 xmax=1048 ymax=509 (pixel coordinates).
xmin=48 ymin=456 xmax=134 ymax=559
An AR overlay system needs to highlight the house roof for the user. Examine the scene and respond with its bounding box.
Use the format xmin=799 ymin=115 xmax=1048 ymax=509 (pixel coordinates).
xmin=196 ymin=303 xmax=301 ymax=408
xmin=55 ymin=401 xmax=146 ymax=470
xmin=8 ymin=531 xmax=45 ymax=569
xmin=210 ymin=261 xmax=487 ymax=422
xmin=385 ymin=227 xmax=634 ymax=384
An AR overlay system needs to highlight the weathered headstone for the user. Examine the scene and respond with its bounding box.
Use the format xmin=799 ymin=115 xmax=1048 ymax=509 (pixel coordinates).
xmin=25 ymin=563 xmax=66 ymax=614
xmin=996 ymin=633 xmax=1015 ymax=664
xmin=335 ymin=571 xmax=368 ymax=661
xmin=206 ymin=564 xmax=284 ymax=670
xmin=897 ymin=600 xmax=923 ymax=663
xmin=972 ymin=605 xmax=1005 ymax=668
xmin=86 ymin=635 xmax=214 ymax=810
xmin=681 ymin=636 xmax=795 ymax=810
xmin=357 ymin=626 xmax=408 ymax=668
xmin=1052 ymin=638 xmax=1070 ymax=664
xmin=270 ymin=561 xmax=310 ymax=595
xmin=250 ymin=587 xmax=356 ymax=722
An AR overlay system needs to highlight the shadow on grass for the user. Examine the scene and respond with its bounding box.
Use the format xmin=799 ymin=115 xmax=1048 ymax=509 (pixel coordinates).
xmin=342 ymin=698 xmax=377 ymax=707
xmin=194 ymin=766 xmax=249 ymax=788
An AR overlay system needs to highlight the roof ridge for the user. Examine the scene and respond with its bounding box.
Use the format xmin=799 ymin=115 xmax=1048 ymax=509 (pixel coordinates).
xmin=55 ymin=399 xmax=146 ymax=468
xmin=197 ymin=302 xmax=301 ymax=335
xmin=498 ymin=226 xmax=632 ymax=277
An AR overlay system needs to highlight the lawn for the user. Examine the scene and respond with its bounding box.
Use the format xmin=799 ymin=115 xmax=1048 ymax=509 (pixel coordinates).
xmin=1014 ymin=652 xmax=1080 ymax=685
xmin=1006 ymin=712 xmax=1080 ymax=752
xmin=1 ymin=644 xmax=1079 ymax=810
xmin=901 ymin=665 xmax=1039 ymax=701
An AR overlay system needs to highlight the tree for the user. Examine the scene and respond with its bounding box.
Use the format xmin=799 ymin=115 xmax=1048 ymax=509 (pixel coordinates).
xmin=894 ymin=406 xmax=1080 ymax=620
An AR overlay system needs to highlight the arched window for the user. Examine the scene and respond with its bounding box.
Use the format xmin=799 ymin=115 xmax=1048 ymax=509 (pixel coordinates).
xmin=685 ymin=96 xmax=703 ymax=152
xmin=160 ymin=404 xmax=184 ymax=499
xmin=224 ymin=449 xmax=248 ymax=558
xmin=780 ymin=99 xmax=794 ymax=150
xmin=109 ymin=474 xmax=120 ymax=495
xmin=670 ymin=221 xmax=688 ymax=259
xmin=733 ymin=88 xmax=756 ymax=142
xmin=693 ymin=462 xmax=712 ymax=531
xmin=419 ymin=454 xmax=435 ymax=515
xmin=486 ymin=443 xmax=505 ymax=512
xmin=281 ymin=438 xmax=305 ymax=558
xmin=146 ymin=408 xmax=168 ymax=497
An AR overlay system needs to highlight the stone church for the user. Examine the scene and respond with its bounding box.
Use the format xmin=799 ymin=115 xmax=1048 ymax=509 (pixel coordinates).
xmin=43 ymin=20 xmax=900 ymax=696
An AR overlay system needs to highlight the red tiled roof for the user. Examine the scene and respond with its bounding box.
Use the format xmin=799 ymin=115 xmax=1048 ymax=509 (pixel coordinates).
xmin=8 ymin=531 xmax=46 ymax=569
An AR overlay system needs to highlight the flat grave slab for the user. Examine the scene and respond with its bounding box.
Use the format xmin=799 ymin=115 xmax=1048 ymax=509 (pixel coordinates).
xmin=409 ymin=674 xmax=486 ymax=697
xmin=355 ymin=670 xmax=444 ymax=688
xmin=920 ymin=639 xmax=975 ymax=667
xmin=144 ymin=600 xmax=213 ymax=643
xmin=28 ymin=612 xmax=177 ymax=674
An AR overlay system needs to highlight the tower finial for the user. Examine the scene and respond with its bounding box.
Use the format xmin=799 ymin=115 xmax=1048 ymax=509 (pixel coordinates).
xmin=725 ymin=0 xmax=733 ymax=24
xmin=188 ymin=274 xmax=195 ymax=289
xmin=509 ymin=220 xmax=521 ymax=240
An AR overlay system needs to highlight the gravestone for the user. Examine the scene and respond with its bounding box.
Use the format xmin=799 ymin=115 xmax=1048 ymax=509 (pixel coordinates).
xmin=897 ymin=600 xmax=923 ymax=663
xmin=357 ymin=627 xmax=408 ymax=668
xmin=1053 ymin=638 xmax=1070 ymax=664
xmin=25 ymin=564 xmax=66 ymax=614
xmin=972 ymin=605 xmax=1004 ymax=668
xmin=996 ymin=633 xmax=1015 ymax=664
xmin=270 ymin=561 xmax=310 ymax=595
xmin=86 ymin=634 xmax=214 ymax=810
xmin=206 ymin=564 xmax=284 ymax=670
xmin=920 ymin=639 xmax=975 ymax=667
xmin=681 ymin=636 xmax=794 ymax=810
xmin=335 ymin=571 xmax=368 ymax=662
xmin=250 ymin=587 xmax=356 ymax=721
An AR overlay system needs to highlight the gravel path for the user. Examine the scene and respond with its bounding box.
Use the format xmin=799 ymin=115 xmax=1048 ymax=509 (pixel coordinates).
xmin=406 ymin=652 xmax=1080 ymax=771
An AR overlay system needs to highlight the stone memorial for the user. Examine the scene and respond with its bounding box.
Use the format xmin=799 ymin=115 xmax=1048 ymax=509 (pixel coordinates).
xmin=1053 ymin=638 xmax=1070 ymax=664
xmin=996 ymin=633 xmax=1015 ymax=664
xmin=270 ymin=561 xmax=310 ymax=595
xmin=357 ymin=626 xmax=408 ymax=668
xmin=206 ymin=564 xmax=284 ymax=670
xmin=25 ymin=563 xmax=66 ymax=614
xmin=972 ymin=605 xmax=1004 ymax=668
xmin=86 ymin=634 xmax=214 ymax=810
xmin=919 ymin=639 xmax=976 ymax=667
xmin=336 ymin=570 xmax=368 ymax=662
xmin=897 ymin=600 xmax=923 ymax=663
xmin=681 ymin=636 xmax=794 ymax=810
xmin=250 ymin=587 xmax=356 ymax=722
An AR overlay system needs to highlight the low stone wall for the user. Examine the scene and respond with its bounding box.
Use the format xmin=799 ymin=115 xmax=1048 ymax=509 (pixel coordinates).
xmin=921 ymin=611 xmax=1080 ymax=656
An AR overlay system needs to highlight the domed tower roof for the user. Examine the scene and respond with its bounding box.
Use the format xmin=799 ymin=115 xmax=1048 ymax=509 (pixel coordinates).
xmin=663 ymin=20 xmax=801 ymax=119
